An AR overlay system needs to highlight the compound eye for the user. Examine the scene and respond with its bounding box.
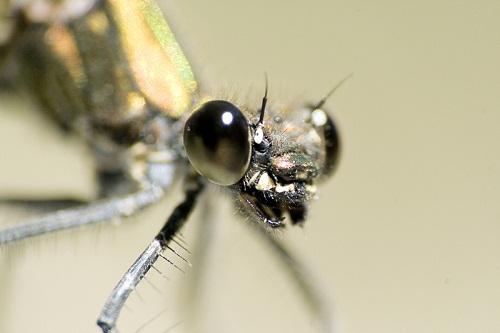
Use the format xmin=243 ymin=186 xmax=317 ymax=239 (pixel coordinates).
xmin=310 ymin=107 xmax=341 ymax=176
xmin=184 ymin=100 xmax=251 ymax=185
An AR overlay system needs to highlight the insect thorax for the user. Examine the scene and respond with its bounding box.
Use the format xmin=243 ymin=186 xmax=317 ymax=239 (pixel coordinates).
xmin=7 ymin=1 xmax=198 ymax=185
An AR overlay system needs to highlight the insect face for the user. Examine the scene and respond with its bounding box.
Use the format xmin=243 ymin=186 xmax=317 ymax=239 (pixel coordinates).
xmin=184 ymin=98 xmax=340 ymax=228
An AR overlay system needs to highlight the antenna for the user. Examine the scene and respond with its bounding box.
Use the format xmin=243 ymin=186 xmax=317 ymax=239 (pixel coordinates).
xmin=258 ymin=73 xmax=268 ymax=125
xmin=254 ymin=74 xmax=268 ymax=145
xmin=313 ymin=73 xmax=353 ymax=110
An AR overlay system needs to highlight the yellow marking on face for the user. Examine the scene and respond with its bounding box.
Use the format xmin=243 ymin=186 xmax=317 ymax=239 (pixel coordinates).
xmin=256 ymin=172 xmax=275 ymax=191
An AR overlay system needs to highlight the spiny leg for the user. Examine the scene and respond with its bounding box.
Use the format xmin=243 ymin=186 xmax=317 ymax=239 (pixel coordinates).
xmin=251 ymin=222 xmax=333 ymax=333
xmin=0 ymin=162 xmax=175 ymax=245
xmin=97 ymin=175 xmax=204 ymax=333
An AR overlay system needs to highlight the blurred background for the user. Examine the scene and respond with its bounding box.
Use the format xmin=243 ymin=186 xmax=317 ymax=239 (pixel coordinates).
xmin=1 ymin=0 xmax=499 ymax=332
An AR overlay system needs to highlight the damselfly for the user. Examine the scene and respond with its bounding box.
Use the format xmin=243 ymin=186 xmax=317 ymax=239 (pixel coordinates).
xmin=0 ymin=1 xmax=347 ymax=332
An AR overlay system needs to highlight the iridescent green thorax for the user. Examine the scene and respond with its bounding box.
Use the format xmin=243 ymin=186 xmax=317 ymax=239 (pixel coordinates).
xmin=109 ymin=0 xmax=198 ymax=118
xmin=15 ymin=0 xmax=198 ymax=147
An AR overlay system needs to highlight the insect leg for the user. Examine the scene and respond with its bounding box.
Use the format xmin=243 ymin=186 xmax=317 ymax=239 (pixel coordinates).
xmin=251 ymin=222 xmax=333 ymax=333
xmin=0 ymin=162 xmax=175 ymax=245
xmin=97 ymin=174 xmax=204 ymax=333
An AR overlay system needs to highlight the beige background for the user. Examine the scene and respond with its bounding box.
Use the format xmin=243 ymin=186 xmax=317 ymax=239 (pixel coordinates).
xmin=1 ymin=0 xmax=500 ymax=332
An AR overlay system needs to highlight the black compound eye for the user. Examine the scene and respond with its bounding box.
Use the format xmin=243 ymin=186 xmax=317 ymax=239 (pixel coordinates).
xmin=309 ymin=106 xmax=341 ymax=176
xmin=184 ymin=100 xmax=251 ymax=186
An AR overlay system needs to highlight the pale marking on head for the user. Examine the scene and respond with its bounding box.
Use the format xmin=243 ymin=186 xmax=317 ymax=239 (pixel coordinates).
xmin=255 ymin=172 xmax=275 ymax=191
xmin=311 ymin=108 xmax=328 ymax=127
xmin=254 ymin=126 xmax=264 ymax=144
xmin=275 ymin=183 xmax=295 ymax=193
